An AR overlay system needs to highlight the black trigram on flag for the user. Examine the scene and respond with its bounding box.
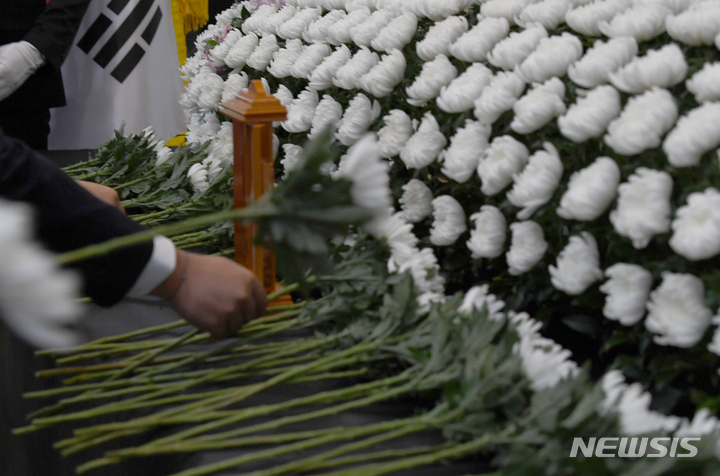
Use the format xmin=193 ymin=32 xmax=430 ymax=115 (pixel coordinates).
xmin=76 ymin=0 xmax=163 ymax=83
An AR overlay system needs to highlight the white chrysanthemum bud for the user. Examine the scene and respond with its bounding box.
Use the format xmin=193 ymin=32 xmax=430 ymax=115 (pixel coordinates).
xmin=481 ymin=0 xmax=534 ymax=25
xmin=558 ymin=85 xmax=621 ymax=143
xmin=277 ymin=7 xmax=322 ymax=39
xmin=487 ymin=23 xmax=548 ymax=71
xmin=224 ymin=32 xmax=259 ymax=70
xmin=399 ymin=113 xmax=447 ymax=169
xmin=507 ymin=142 xmax=563 ymax=220
xmin=303 ymin=9 xmax=346 ymax=43
xmin=407 ymin=55 xmax=459 ymax=107
xmin=506 ymin=221 xmax=548 ymax=275
xmin=518 ymin=33 xmax=583 ymax=84
xmin=439 ymin=120 xmax=491 ymax=184
xmin=458 ymin=284 xmax=505 ymax=321
xmin=600 ymin=263 xmax=653 ymax=326
xmin=669 ymin=188 xmax=720 ymax=260
xmin=430 ymin=195 xmax=467 ymax=246
xmin=327 ymin=7 xmax=371 ymax=44
xmin=610 ymin=167 xmax=673 ymax=249
xmin=358 ymin=49 xmax=407 ymax=97
xmin=333 ymin=47 xmax=379 ymax=90
xmin=478 ymin=135 xmax=529 ymax=196
xmin=268 ymin=39 xmax=304 ymax=78
xmin=646 ymin=272 xmax=713 ymax=348
xmin=566 ymin=0 xmax=632 ymax=36
xmin=663 ymin=102 xmax=720 ymax=168
xmin=448 ymin=16 xmax=509 ymax=63
xmin=437 ymin=63 xmax=493 ymax=113
xmin=336 ymin=93 xmax=381 ymax=146
xmin=686 ymin=62 xmax=720 ymax=103
xmin=567 ymin=37 xmax=638 ymax=88
xmin=246 ymin=34 xmax=279 ymax=71
xmin=188 ymin=162 xmax=210 ymax=194
xmin=307 ymin=45 xmax=352 ymax=91
xmin=467 ymin=205 xmax=507 ymax=259
xmin=261 ymin=5 xmax=297 ymax=36
xmin=598 ymin=4 xmax=671 ymax=41
xmin=282 ymin=87 xmax=319 ymax=133
xmin=291 ymin=43 xmax=332 ymax=79
xmin=416 ymin=16 xmax=468 ymax=61
xmin=557 ymin=157 xmax=620 ymax=221
xmin=377 ymin=109 xmax=413 ymax=159
xmin=281 ymin=143 xmax=305 ymax=178
xmin=609 ymin=43 xmax=687 ymax=94
xmin=516 ymin=0 xmax=571 ymax=30
xmin=221 ymin=72 xmax=249 ymax=104
xmin=511 ymin=77 xmax=566 ymax=135
xmin=473 ymin=71 xmax=526 ymax=124
xmin=197 ymin=73 xmax=225 ymax=112
xmin=666 ymin=4 xmax=720 ymax=45
xmin=308 ymin=95 xmax=343 ymax=141
xmin=350 ymin=9 xmax=394 ymax=47
xmin=400 ymin=179 xmax=433 ymax=223
xmin=604 ymin=87 xmax=678 ymax=155
xmin=371 ymin=11 xmax=418 ymax=51
xmin=549 ymin=232 xmax=604 ymax=295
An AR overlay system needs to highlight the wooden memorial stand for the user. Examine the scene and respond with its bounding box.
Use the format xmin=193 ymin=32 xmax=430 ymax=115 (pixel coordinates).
xmin=219 ymin=80 xmax=292 ymax=306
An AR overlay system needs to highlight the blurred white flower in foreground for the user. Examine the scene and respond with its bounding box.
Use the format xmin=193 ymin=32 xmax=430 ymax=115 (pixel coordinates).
xmin=507 ymin=142 xmax=563 ymax=220
xmin=646 ymin=272 xmax=713 ymax=348
xmin=506 ymin=221 xmax=548 ymax=275
xmin=478 ymin=135 xmax=530 ymax=196
xmin=517 ymin=33 xmax=583 ymax=84
xmin=336 ymin=93 xmax=381 ymax=146
xmin=550 ymin=232 xmax=604 ymax=295
xmin=358 ymin=49 xmax=407 ymax=98
xmin=333 ymin=47 xmax=379 ymax=90
xmin=686 ymin=62 xmax=720 ymax=103
xmin=597 ymin=4 xmax=671 ymax=41
xmin=308 ymin=45 xmax=352 ymax=90
xmin=377 ymin=109 xmax=413 ymax=159
xmin=670 ymin=188 xmax=720 ymax=260
xmin=371 ymin=11 xmax=418 ymax=52
xmin=663 ymin=102 xmax=720 ymax=168
xmin=558 ymin=86 xmax=621 ymax=143
xmin=467 ymin=205 xmax=507 ymax=259
xmin=449 ymin=16 xmax=509 ymax=63
xmin=557 ymin=156 xmax=620 ymax=221
xmin=487 ymin=24 xmax=548 ymax=71
xmin=439 ymin=120 xmax=491 ymax=183
xmin=567 ymin=37 xmax=638 ymax=88
xmin=430 ymin=196 xmax=467 ymax=246
xmin=474 ymin=71 xmax=526 ymax=124
xmin=610 ymin=168 xmax=673 ymax=249
xmin=516 ymin=0 xmax=571 ymax=30
xmin=600 ymin=263 xmax=653 ymax=326
xmin=406 ymin=54 xmax=458 ymax=107
xmin=609 ymin=43 xmax=687 ymax=94
xmin=566 ymin=0 xmax=632 ymax=36
xmin=416 ymin=15 xmax=468 ymax=61
xmin=604 ymin=87 xmax=678 ymax=155
xmin=666 ymin=3 xmax=720 ymax=45
xmin=511 ymin=77 xmax=566 ymax=135
xmin=400 ymin=113 xmax=447 ymax=169
xmin=400 ymin=179 xmax=433 ymax=223
xmin=458 ymin=284 xmax=505 ymax=321
xmin=0 ymin=199 xmax=81 ymax=348
xmin=437 ymin=63 xmax=493 ymax=113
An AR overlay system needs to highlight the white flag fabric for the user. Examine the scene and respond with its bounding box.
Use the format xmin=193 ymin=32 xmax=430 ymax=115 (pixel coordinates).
xmin=49 ymin=0 xmax=185 ymax=150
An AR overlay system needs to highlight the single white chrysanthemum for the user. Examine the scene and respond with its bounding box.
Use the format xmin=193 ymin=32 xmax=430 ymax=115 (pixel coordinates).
xmin=350 ymin=9 xmax=395 ymax=47
xmin=399 ymin=113 xmax=448 ymax=169
xmin=597 ymin=4 xmax=671 ymax=41
xmin=282 ymin=87 xmax=319 ymax=133
xmin=437 ymin=63 xmax=493 ymax=113
xmin=197 ymin=73 xmax=225 ymax=113
xmin=666 ymin=3 xmax=720 ymax=45
xmin=400 ymin=179 xmax=434 ymax=223
xmin=517 ymin=33 xmax=583 ymax=84
xmin=663 ymin=102 xmax=720 ymax=168
xmin=358 ymin=49 xmax=407 ymax=98
xmin=430 ymin=195 xmax=468 ymax=246
xmin=609 ymin=43 xmax=688 ymax=94
xmin=221 ymin=72 xmax=250 ymax=104
xmin=511 ymin=77 xmax=566 ymax=135
xmin=416 ymin=16 xmax=468 ymax=61
xmin=458 ymin=284 xmax=505 ymax=321
xmin=566 ymin=0 xmax=632 ymax=37
xmin=406 ymin=54 xmax=458 ymax=107
xmin=326 ymin=7 xmax=371 ymax=45
xmin=303 ymin=9 xmax=346 ymax=43
xmin=556 ymin=157 xmax=621 ymax=221
xmin=333 ymin=47 xmax=379 ymax=90
xmin=276 ymin=7 xmax=322 ymax=39
xmin=686 ymin=62 xmax=720 ymax=103
xmin=188 ymin=162 xmax=210 ymax=194
xmin=335 ymin=93 xmax=381 ymax=146
xmin=261 ymin=5 xmax=297 ymax=36
xmin=224 ymin=32 xmax=260 ymax=69
xmin=481 ymin=0 xmax=535 ymax=25
xmin=473 ymin=71 xmax=526 ymax=124
xmin=567 ymin=36 xmax=638 ymax=88
xmin=268 ymin=39 xmax=305 ymax=79
xmin=506 ymin=221 xmax=548 ymax=275
xmin=439 ymin=120 xmax=491 ymax=183
xmin=308 ymin=45 xmax=352 ymax=90
xmin=308 ymin=95 xmax=343 ymax=141
xmin=467 ymin=205 xmax=507 ymax=259
xmin=600 ymin=263 xmax=653 ymax=326
xmin=377 ymin=109 xmax=414 ymax=159
xmin=487 ymin=23 xmax=548 ymax=71
xmin=448 ymin=16 xmax=509 ymax=63
xmin=246 ymin=34 xmax=279 ymax=71
xmin=549 ymin=232 xmax=604 ymax=295
xmin=291 ymin=43 xmax=332 ymax=79
xmin=371 ymin=11 xmax=418 ymax=51
xmin=478 ymin=135 xmax=530 ymax=196
xmin=669 ymin=188 xmax=720 ymax=260
xmin=558 ymin=85 xmax=622 ymax=143
xmin=507 ymin=142 xmax=564 ymax=220
xmin=281 ymin=143 xmax=305 ymax=178
xmin=516 ymin=0 xmax=571 ymax=30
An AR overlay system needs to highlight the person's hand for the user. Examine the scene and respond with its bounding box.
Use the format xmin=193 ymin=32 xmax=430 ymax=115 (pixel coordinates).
xmin=0 ymin=41 xmax=45 ymax=101
xmin=152 ymin=250 xmax=268 ymax=338
xmin=75 ymin=180 xmax=125 ymax=213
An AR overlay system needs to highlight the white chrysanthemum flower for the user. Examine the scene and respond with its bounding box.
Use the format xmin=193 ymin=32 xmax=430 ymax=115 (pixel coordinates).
xmin=609 ymin=43 xmax=687 ymax=94
xmin=558 ymin=86 xmax=622 ymax=143
xmin=507 ymin=142 xmax=563 ymax=220
xmin=473 ymin=71 xmax=526 ymax=124
xmin=634 ymin=0 xmax=693 ymax=14
xmin=350 ymin=9 xmax=395 ymax=47
xmin=413 ymin=0 xmax=472 ymax=21
xmin=604 ymin=87 xmax=678 ymax=155
xmin=358 ymin=49 xmax=407 ymax=97
xmin=437 ymin=63 xmax=493 ymax=113
xmin=308 ymin=95 xmax=343 ymax=141
xmin=282 ymin=87 xmax=319 ymax=133
xmin=600 ymin=263 xmax=653 ymax=326
xmin=458 ymin=284 xmax=505 ymax=321
xmin=197 ymin=73 xmax=225 ymax=112
xmin=511 ymin=77 xmax=566 ymax=135
xmin=517 ymin=33 xmax=583 ymax=84
xmin=516 ymin=0 xmax=571 ymax=29
xmin=327 ymin=7 xmax=371 ymax=44
xmin=399 ymin=113 xmax=447 ymax=169
xmin=686 ymin=62 xmax=720 ymax=103
xmin=549 ymin=232 xmax=604 ymax=295
xmin=291 ymin=43 xmax=332 ymax=79
xmin=335 ymin=93 xmax=381 ymax=146
xmin=670 ymin=188 xmax=720 ymax=260
xmin=246 ymin=34 xmax=279 ymax=71
xmin=203 ymin=156 xmax=225 ymax=182
xmin=416 ymin=16 xmax=468 ymax=61
xmin=666 ymin=4 xmax=720 ymax=45
xmin=345 ymin=0 xmax=376 ymax=11
xmin=467 ymin=205 xmax=507 ymax=259
xmin=646 ymin=272 xmax=713 ymax=348
xmin=481 ymin=0 xmax=534 ymax=25
xmin=188 ymin=162 xmax=210 ymax=194
xmin=205 ymin=121 xmax=234 ymax=166
xmin=397 ymin=247 xmax=446 ymax=311
xmin=506 ymin=221 xmax=548 ymax=275
xmin=556 ymin=156 xmax=621 ymax=222
xmin=478 ymin=135 xmax=530 ymax=196
xmin=377 ymin=212 xmax=420 ymax=266
xmin=308 ymin=45 xmax=352 ymax=90
xmin=154 ymin=143 xmax=173 ymax=167
xmin=224 ymin=32 xmax=259 ymax=70
xmin=377 ymin=109 xmax=414 ymax=159
xmin=0 ymin=200 xmax=82 ymax=348
xmin=209 ymin=29 xmax=241 ymax=66
xmin=566 ymin=0 xmax=632 ymax=36
xmin=430 ymin=195 xmax=468 ymax=246
xmin=333 ymin=47 xmax=380 ymax=90
xmin=610 ymin=167 xmax=673 ymax=249
xmin=267 ymin=39 xmax=304 ymax=78
xmin=448 ymin=16 xmax=509 ymax=63
xmin=663 ymin=102 xmax=720 ymax=168
xmin=567 ymin=36 xmax=638 ymax=88
xmin=259 ymin=5 xmax=297 ymax=36
xmin=281 ymin=143 xmax=305 ymax=178
xmin=242 ymin=4 xmax=278 ymax=34
xmin=487 ymin=24 xmax=548 ymax=71
xmin=221 ymin=72 xmax=249 ymax=104
xmin=371 ymin=11 xmax=418 ymax=51
xmin=303 ymin=9 xmax=346 ymax=43
xmin=276 ymin=7 xmax=322 ymax=39
xmin=273 ymin=84 xmax=294 ymax=107
xmin=400 ymin=179 xmax=434 ymax=223
xmin=439 ymin=120 xmax=491 ymax=183
xmin=598 ymin=4 xmax=671 ymax=41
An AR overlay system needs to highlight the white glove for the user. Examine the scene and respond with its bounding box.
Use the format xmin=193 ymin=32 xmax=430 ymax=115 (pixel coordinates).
xmin=0 ymin=41 xmax=45 ymax=101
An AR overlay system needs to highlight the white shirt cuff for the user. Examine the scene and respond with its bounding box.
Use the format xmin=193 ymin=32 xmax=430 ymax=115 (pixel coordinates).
xmin=126 ymin=235 xmax=177 ymax=297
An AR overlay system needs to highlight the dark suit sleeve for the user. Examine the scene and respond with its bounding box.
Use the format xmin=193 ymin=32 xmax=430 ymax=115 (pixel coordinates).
xmin=0 ymin=129 xmax=154 ymax=306
xmin=23 ymin=0 xmax=93 ymax=70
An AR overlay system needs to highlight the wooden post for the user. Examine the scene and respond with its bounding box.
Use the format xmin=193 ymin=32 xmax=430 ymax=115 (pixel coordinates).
xmin=219 ymin=80 xmax=289 ymax=302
